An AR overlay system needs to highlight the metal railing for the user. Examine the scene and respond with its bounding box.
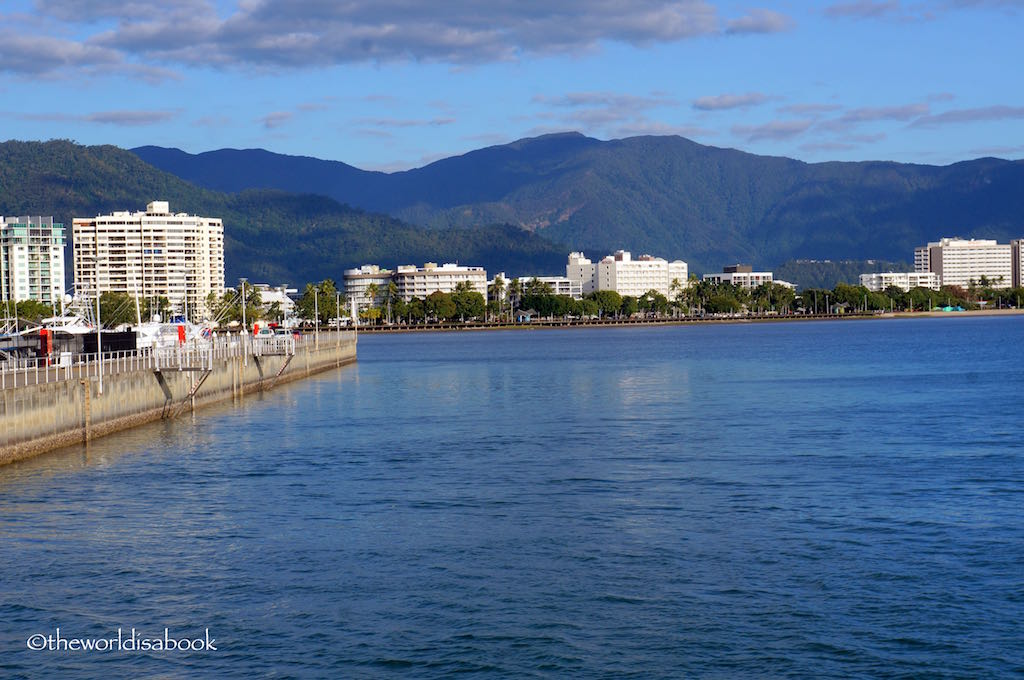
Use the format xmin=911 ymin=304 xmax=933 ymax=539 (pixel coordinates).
xmin=0 ymin=331 xmax=355 ymax=390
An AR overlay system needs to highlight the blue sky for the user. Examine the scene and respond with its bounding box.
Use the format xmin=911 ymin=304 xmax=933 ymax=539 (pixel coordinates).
xmin=2 ymin=0 xmax=1022 ymax=171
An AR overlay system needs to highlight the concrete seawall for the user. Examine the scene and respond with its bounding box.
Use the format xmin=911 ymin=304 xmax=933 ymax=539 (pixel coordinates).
xmin=0 ymin=334 xmax=356 ymax=466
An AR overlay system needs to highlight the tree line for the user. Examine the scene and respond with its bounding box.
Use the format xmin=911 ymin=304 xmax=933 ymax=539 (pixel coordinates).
xmin=8 ymin=275 xmax=1021 ymax=332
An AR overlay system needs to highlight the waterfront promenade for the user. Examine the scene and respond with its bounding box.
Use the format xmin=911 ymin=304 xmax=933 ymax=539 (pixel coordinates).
xmin=1 ymin=331 xmax=357 ymax=464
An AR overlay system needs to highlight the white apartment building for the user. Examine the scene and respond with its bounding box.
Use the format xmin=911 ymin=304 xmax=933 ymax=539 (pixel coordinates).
xmin=1012 ymin=239 xmax=1024 ymax=289
xmin=567 ymin=251 xmax=688 ymax=298
xmin=73 ymin=201 xmax=225 ymax=322
xmin=393 ymin=262 xmax=488 ymax=302
xmin=702 ymin=265 xmax=776 ymax=290
xmin=567 ymin=252 xmax=598 ymax=295
xmin=520 ymin=276 xmax=583 ymax=300
xmin=859 ymin=271 xmax=941 ymax=292
xmin=250 ymin=283 xmax=297 ymax=321
xmin=915 ymin=237 xmax=1011 ymax=289
xmin=1 ymin=215 xmax=66 ymax=305
xmin=343 ymin=265 xmax=393 ymax=310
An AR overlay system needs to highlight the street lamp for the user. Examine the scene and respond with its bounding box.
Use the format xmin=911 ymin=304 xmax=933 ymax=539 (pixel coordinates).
xmin=239 ymin=277 xmax=248 ymax=365
xmin=280 ymin=283 xmax=289 ymax=330
xmin=239 ymin=277 xmax=248 ymax=333
xmin=95 ymin=283 xmax=103 ymax=395
xmin=85 ymin=255 xmax=105 ymax=395
xmin=313 ymin=285 xmax=319 ymax=348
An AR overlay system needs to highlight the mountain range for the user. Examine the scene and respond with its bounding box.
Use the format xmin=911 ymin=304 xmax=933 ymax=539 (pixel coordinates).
xmin=0 ymin=140 xmax=566 ymax=286
xmin=134 ymin=132 xmax=1024 ymax=275
xmin=2 ymin=135 xmax=1022 ymax=291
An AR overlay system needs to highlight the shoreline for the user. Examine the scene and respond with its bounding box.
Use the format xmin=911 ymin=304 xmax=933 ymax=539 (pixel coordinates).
xmin=349 ymin=308 xmax=1024 ymax=334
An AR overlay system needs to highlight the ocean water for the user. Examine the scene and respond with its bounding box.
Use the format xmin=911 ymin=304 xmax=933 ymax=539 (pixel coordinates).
xmin=1 ymin=318 xmax=1022 ymax=678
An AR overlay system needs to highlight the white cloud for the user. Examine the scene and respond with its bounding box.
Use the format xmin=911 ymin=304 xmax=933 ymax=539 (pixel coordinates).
xmin=910 ymin=105 xmax=1024 ymax=127
xmin=260 ymin=111 xmax=293 ymax=129
xmin=693 ymin=92 xmax=772 ymax=111
xmin=732 ymin=119 xmax=813 ymax=141
xmin=725 ymin=9 xmax=795 ymax=34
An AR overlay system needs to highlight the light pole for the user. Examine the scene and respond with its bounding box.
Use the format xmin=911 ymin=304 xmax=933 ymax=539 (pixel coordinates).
xmin=336 ymin=291 xmax=341 ymax=335
xmin=239 ymin=277 xmax=248 ymax=365
xmin=313 ymin=285 xmax=319 ymax=348
xmin=239 ymin=277 xmax=248 ymax=333
xmin=95 ymin=283 xmax=103 ymax=395
xmin=86 ymin=256 xmax=105 ymax=395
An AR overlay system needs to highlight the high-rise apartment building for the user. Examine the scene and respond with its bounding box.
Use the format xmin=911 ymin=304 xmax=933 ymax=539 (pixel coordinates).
xmin=1 ymin=216 xmax=66 ymax=306
xmin=73 ymin=201 xmax=225 ymax=321
xmin=567 ymin=251 xmax=688 ymax=298
xmin=915 ymin=237 xmax=1011 ymax=289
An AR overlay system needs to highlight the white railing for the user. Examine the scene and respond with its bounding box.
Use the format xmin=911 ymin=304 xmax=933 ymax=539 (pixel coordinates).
xmin=0 ymin=330 xmax=355 ymax=390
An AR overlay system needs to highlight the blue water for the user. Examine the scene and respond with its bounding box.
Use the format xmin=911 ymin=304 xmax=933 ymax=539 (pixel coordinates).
xmin=2 ymin=318 xmax=1023 ymax=678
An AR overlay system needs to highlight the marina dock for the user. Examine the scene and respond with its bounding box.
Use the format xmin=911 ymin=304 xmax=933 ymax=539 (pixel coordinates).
xmin=0 ymin=331 xmax=357 ymax=465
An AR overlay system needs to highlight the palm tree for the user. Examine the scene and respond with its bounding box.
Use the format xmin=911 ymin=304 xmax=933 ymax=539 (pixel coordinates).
xmin=509 ymin=278 xmax=523 ymax=320
xmin=488 ymin=275 xmax=506 ymax=321
xmin=669 ymin=277 xmax=683 ymax=317
xmin=365 ymin=282 xmax=379 ymax=310
xmin=387 ymin=281 xmax=399 ymax=323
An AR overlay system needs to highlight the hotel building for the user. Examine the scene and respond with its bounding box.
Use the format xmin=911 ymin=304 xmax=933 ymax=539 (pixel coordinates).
xmin=343 ymin=265 xmax=394 ymax=310
xmin=519 ymin=276 xmax=583 ymax=300
xmin=859 ymin=271 xmax=941 ymax=292
xmin=392 ymin=263 xmax=488 ymax=302
xmin=914 ymin=237 xmax=1012 ymax=289
xmin=0 ymin=215 xmax=66 ymax=306
xmin=702 ymin=264 xmax=777 ymax=290
xmin=567 ymin=251 xmax=688 ymax=298
xmin=72 ymin=201 xmax=225 ymax=321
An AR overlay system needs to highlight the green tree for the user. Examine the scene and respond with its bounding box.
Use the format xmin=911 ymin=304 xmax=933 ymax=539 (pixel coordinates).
xmin=524 ymin=277 xmax=555 ymax=297
xmin=386 ymin=281 xmax=400 ymax=323
xmin=508 ymin=278 xmax=523 ymax=318
xmin=883 ymin=285 xmax=908 ymax=311
xmin=620 ymin=295 xmax=639 ymax=317
xmin=407 ymin=297 xmax=426 ymax=322
xmin=14 ymin=299 xmax=53 ymax=328
xmin=579 ymin=299 xmax=599 ymax=317
xmin=638 ymin=289 xmax=669 ymax=315
xmin=98 ymin=291 xmax=138 ymax=327
xmin=296 ymin=279 xmax=338 ymax=325
xmin=798 ymin=288 xmax=830 ymax=314
xmin=705 ymin=294 xmax=741 ymax=314
xmin=488 ymin=275 xmax=506 ymax=321
xmin=265 ymin=301 xmax=283 ymax=323
xmin=365 ymin=282 xmax=379 ymax=312
xmin=669 ymin=277 xmax=685 ymax=315
xmin=586 ymin=290 xmax=622 ymax=317
xmin=425 ymin=291 xmax=457 ymax=321
xmin=453 ymin=289 xmax=486 ymax=320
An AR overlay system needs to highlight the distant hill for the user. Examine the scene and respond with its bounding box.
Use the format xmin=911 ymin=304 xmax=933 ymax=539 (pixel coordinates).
xmin=0 ymin=140 xmax=568 ymax=287
xmin=134 ymin=133 xmax=1024 ymax=274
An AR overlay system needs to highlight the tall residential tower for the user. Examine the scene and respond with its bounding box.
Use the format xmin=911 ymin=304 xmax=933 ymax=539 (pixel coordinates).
xmin=0 ymin=215 xmax=66 ymax=306
xmin=73 ymin=201 xmax=225 ymax=321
